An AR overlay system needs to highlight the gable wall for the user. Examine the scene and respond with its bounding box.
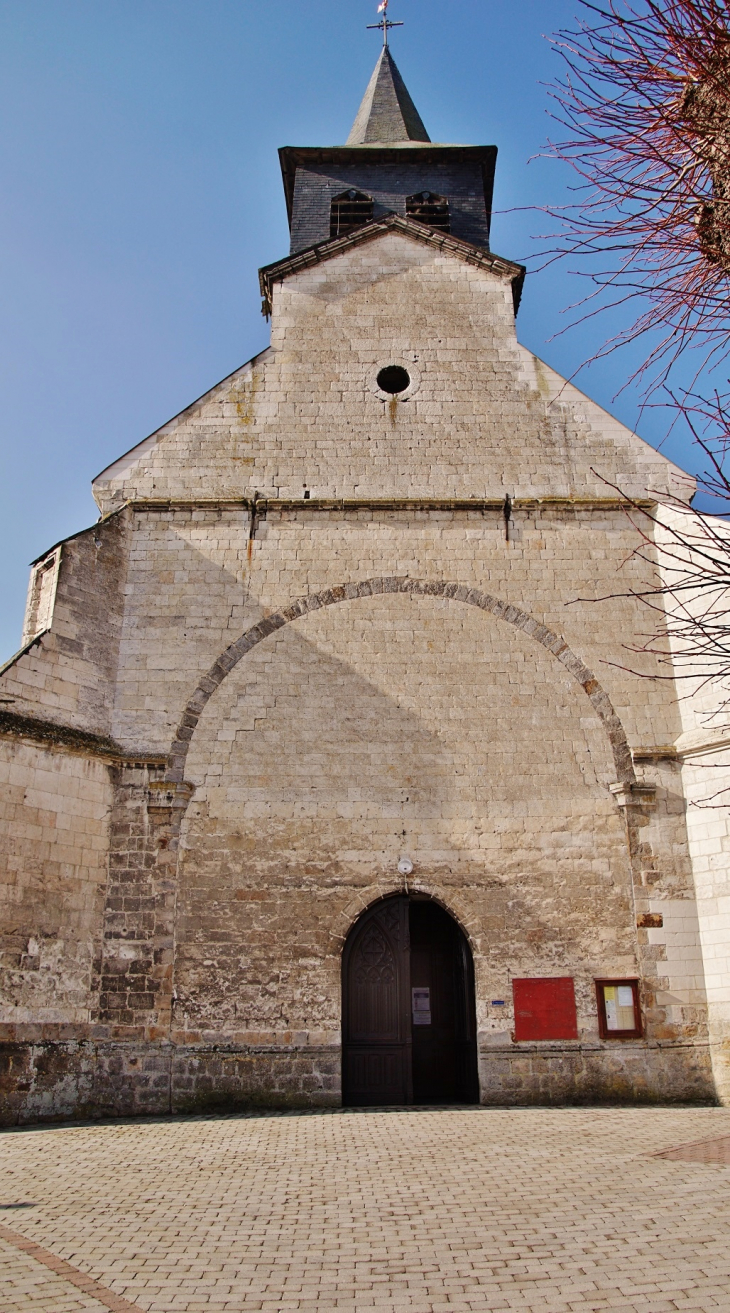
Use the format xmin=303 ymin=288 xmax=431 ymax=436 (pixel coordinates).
xmin=1 ymin=231 xmax=720 ymax=1119
xmin=92 ymin=236 xmax=688 ymax=513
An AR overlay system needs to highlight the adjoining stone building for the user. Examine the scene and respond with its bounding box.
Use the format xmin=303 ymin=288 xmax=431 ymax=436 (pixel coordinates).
xmin=2 ymin=46 xmax=729 ymax=1122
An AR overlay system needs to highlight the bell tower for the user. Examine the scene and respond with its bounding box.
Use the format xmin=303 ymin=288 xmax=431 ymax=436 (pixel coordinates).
xmin=279 ymin=42 xmax=497 ymax=255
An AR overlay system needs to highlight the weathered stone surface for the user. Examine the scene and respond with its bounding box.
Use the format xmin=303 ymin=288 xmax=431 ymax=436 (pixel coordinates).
xmin=0 ymin=739 xmax=112 ymax=1030
xmin=0 ymin=121 xmax=725 ymax=1118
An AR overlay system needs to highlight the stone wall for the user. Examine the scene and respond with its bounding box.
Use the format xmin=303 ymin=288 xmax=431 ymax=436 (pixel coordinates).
xmin=650 ymin=506 xmax=730 ymax=1102
xmin=91 ymin=236 xmax=690 ymax=513
xmin=681 ymin=752 xmax=730 ymax=1102
xmin=0 ymin=507 xmax=131 ymax=735
xmin=2 ymin=1032 xmax=715 ymax=1125
xmin=175 ymin=588 xmax=636 ymax=1045
xmin=0 ymin=227 xmax=723 ymax=1120
xmin=0 ymin=737 xmax=112 ymax=1027
xmin=109 ymin=507 xmax=684 ymax=755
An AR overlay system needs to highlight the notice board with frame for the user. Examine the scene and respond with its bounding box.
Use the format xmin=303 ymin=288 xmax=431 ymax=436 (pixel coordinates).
xmin=595 ymin=979 xmax=642 ymax=1039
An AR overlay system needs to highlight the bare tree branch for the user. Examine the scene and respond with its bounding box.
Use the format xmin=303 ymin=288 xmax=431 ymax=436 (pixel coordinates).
xmin=543 ymin=0 xmax=730 ymax=391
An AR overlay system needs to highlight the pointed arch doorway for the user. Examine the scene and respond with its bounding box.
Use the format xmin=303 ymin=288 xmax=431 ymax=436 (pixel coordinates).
xmin=342 ymin=896 xmax=479 ymax=1106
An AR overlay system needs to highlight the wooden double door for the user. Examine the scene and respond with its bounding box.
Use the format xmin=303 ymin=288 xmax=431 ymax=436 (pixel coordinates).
xmin=342 ymin=896 xmax=478 ymax=1106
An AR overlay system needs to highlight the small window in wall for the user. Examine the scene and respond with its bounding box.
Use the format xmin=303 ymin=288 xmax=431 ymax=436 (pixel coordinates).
xmin=330 ymin=190 xmax=374 ymax=240
xmin=595 ymin=980 xmax=642 ymax=1039
xmin=22 ymin=549 xmax=61 ymax=646
xmin=512 ymin=977 xmax=578 ymax=1041
xmin=406 ymin=192 xmax=450 ymax=233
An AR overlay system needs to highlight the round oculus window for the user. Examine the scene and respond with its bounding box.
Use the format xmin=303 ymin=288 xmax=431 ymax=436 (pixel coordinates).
xmin=376 ymin=365 xmax=411 ymax=395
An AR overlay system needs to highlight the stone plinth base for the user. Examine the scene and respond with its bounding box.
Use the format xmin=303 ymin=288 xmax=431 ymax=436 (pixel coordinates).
xmin=0 ymin=1039 xmax=341 ymax=1126
xmin=477 ymin=1042 xmax=718 ymax=1106
xmin=1 ymin=1037 xmax=720 ymax=1125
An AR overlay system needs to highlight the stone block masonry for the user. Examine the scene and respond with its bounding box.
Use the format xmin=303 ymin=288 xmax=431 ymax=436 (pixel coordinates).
xmin=0 ymin=738 xmax=113 ymax=1028
xmin=0 ymin=222 xmax=724 ymax=1120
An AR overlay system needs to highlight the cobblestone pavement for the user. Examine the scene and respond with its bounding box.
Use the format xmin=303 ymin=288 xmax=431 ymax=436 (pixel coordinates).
xmin=2 ymin=1106 xmax=730 ymax=1312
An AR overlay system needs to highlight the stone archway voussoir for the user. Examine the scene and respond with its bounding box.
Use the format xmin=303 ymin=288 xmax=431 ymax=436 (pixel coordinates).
xmin=165 ymin=577 xmax=636 ymax=789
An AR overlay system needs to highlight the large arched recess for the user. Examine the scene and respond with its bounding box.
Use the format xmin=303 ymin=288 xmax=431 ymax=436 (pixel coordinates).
xmin=166 ymin=576 xmax=635 ymax=785
xmin=342 ymin=893 xmax=478 ymax=1107
xmin=169 ymin=577 xmax=639 ymax=1050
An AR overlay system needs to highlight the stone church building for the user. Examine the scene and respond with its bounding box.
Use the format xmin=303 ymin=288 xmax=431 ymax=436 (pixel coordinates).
xmin=2 ymin=46 xmax=729 ymax=1122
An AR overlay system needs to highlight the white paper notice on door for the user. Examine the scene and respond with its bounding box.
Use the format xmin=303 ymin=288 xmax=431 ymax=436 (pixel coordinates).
xmin=412 ymin=987 xmax=431 ymax=1025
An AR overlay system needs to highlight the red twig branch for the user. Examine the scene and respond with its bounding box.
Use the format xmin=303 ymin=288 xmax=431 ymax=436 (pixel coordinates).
xmin=542 ymin=0 xmax=730 ymax=391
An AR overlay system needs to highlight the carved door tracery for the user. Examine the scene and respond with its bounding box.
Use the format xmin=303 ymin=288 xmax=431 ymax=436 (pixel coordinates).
xmin=342 ymin=896 xmax=412 ymax=1106
xmin=342 ymin=896 xmax=478 ymax=1107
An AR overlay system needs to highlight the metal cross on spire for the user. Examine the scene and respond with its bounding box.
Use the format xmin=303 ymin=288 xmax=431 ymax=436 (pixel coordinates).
xmin=367 ymin=0 xmax=403 ymax=47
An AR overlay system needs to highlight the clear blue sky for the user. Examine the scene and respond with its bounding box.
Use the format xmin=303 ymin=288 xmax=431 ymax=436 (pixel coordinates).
xmin=0 ymin=0 xmax=698 ymax=662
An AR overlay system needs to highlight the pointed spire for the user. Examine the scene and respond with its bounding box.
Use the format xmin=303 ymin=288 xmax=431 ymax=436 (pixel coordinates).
xmin=346 ymin=48 xmax=430 ymax=145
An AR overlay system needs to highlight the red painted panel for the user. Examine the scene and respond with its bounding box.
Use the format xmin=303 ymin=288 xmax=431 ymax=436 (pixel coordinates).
xmin=512 ymin=977 xmax=578 ymax=1041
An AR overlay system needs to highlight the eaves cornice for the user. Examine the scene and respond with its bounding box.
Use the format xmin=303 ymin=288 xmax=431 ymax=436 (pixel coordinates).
xmin=278 ymin=144 xmax=498 ymax=225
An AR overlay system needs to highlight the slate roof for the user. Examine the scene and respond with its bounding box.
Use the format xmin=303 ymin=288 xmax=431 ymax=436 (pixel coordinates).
xmin=346 ymin=48 xmax=430 ymax=145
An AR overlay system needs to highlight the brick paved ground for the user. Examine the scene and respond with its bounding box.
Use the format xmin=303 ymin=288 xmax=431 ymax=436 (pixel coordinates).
xmin=1 ymin=1107 xmax=730 ymax=1312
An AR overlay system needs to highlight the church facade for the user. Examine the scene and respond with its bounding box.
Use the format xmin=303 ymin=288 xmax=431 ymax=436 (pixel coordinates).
xmin=2 ymin=48 xmax=729 ymax=1122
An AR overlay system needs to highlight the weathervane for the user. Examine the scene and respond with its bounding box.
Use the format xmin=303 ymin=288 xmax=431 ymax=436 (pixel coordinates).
xmin=367 ymin=0 xmax=403 ymax=47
